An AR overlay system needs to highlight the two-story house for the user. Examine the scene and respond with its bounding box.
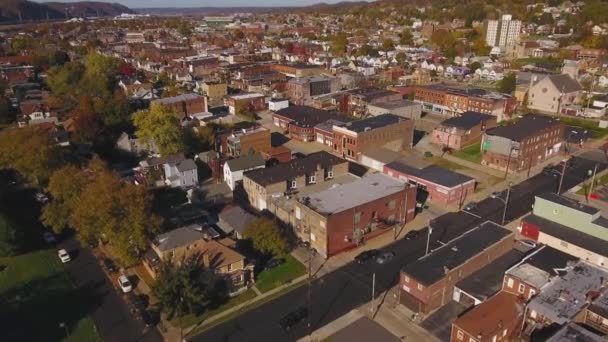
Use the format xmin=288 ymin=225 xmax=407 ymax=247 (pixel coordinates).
xmin=223 ymin=153 xmax=266 ymax=191
xmin=432 ymin=111 xmax=497 ymax=151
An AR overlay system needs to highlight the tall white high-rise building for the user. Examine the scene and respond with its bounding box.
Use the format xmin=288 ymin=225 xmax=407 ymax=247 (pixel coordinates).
xmin=485 ymin=14 xmax=522 ymax=48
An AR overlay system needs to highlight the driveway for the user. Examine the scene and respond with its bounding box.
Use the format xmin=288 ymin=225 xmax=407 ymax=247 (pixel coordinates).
xmin=59 ymin=236 xmax=162 ymax=342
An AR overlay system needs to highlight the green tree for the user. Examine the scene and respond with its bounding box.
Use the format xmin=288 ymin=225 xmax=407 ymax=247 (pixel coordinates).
xmin=498 ymin=73 xmax=517 ymax=95
xmin=382 ymin=38 xmax=395 ymax=52
xmin=396 ymin=52 xmax=407 ymax=65
xmin=0 ymin=127 xmax=63 ymax=184
xmin=400 ymin=29 xmax=413 ymax=45
xmin=177 ymin=22 xmax=193 ymax=37
xmin=152 ymin=255 xmax=226 ymax=319
xmin=42 ymin=165 xmax=89 ymax=233
xmin=133 ymin=104 xmax=184 ymax=156
xmin=243 ymin=218 xmax=288 ymax=256
xmin=0 ymin=214 xmax=17 ymax=257
xmin=330 ymin=32 xmax=348 ymax=57
xmin=46 ymin=61 xmax=85 ymax=98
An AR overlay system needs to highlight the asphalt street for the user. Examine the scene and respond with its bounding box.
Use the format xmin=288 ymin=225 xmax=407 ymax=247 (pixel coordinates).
xmin=189 ymin=155 xmax=606 ymax=342
xmin=60 ymin=236 xmax=163 ymax=342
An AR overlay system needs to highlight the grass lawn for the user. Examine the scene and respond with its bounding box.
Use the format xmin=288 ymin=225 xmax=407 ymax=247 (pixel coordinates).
xmin=551 ymin=115 xmax=608 ymax=138
xmin=0 ymin=250 xmax=101 ymax=342
xmin=576 ymin=172 xmax=608 ymax=195
xmin=427 ymin=156 xmax=464 ymax=171
xmin=254 ymin=254 xmax=307 ymax=293
xmin=174 ymin=288 xmax=257 ymax=328
xmin=452 ymin=142 xmax=482 ymax=164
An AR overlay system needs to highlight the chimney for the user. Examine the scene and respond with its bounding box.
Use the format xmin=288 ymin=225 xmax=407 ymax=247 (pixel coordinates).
xmin=443 ymin=266 xmax=450 ymax=274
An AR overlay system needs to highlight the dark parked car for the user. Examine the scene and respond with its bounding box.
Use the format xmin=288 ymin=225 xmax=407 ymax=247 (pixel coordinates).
xmin=354 ymin=249 xmax=380 ymax=264
xmin=404 ymin=230 xmax=420 ymax=240
xmin=279 ymin=307 xmax=308 ymax=331
xmin=266 ymin=258 xmax=285 ymax=270
xmin=102 ymin=258 xmax=118 ymax=273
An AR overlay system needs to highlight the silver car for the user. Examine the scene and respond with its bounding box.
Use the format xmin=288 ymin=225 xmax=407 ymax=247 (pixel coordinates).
xmin=376 ymin=251 xmax=395 ymax=264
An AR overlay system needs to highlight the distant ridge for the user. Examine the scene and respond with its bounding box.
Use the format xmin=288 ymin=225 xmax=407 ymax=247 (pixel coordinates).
xmin=0 ymin=0 xmax=133 ymax=22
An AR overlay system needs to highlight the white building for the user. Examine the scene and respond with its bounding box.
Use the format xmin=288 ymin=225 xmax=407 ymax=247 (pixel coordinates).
xmin=223 ymin=154 xmax=266 ymax=191
xmin=486 ymin=14 xmax=522 ymax=48
xmin=164 ymin=159 xmax=198 ymax=188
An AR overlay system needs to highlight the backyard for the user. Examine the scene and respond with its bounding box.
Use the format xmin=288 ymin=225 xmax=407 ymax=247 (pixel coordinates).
xmin=0 ymin=249 xmax=102 ymax=342
xmin=254 ymin=254 xmax=307 ymax=293
xmin=452 ymin=143 xmax=482 ymax=164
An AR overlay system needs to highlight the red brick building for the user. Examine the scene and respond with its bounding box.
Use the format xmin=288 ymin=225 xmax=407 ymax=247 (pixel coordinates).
xmin=272 ymin=106 xmax=345 ymax=142
xmin=151 ymin=94 xmax=208 ymax=120
xmin=399 ymin=222 xmax=514 ymax=315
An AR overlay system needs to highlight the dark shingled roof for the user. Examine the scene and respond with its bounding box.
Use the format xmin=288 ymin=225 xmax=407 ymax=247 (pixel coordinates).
xmin=385 ymin=159 xmax=474 ymax=188
xmin=225 ymin=153 xmax=265 ymax=172
xmin=275 ymin=106 xmax=345 ymax=128
xmin=401 ymin=221 xmax=512 ymax=286
xmin=338 ymin=114 xmax=405 ymax=133
xmin=546 ymin=74 xmax=583 ymax=94
xmin=245 ymin=151 xmax=345 ymax=186
xmin=485 ymin=114 xmax=562 ymax=142
xmin=440 ymin=111 xmax=495 ymax=130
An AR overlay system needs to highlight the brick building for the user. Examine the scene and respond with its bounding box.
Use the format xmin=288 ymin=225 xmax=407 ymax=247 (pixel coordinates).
xmin=243 ymin=151 xmax=348 ymax=211
xmin=332 ymin=114 xmax=414 ymax=161
xmin=227 ymin=93 xmax=266 ymax=115
xmin=201 ymin=81 xmax=227 ymax=103
xmin=432 ymin=111 xmax=497 ymax=150
xmin=399 ymin=221 xmax=514 ymax=315
xmin=286 ymin=75 xmax=339 ymax=105
xmin=293 ymin=173 xmax=416 ymax=258
xmin=347 ymin=88 xmax=403 ymax=117
xmin=226 ymin=126 xmax=271 ymax=157
xmin=272 ymin=106 xmax=346 ymax=142
xmin=384 ymin=159 xmax=476 ymax=206
xmin=273 ymin=63 xmax=325 ymax=78
xmin=481 ymin=114 xmax=564 ymax=173
xmin=413 ymin=85 xmax=517 ymax=122
xmin=151 ymin=94 xmax=208 ymax=120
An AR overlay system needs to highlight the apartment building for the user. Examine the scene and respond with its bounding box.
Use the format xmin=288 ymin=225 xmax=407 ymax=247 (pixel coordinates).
xmin=273 ymin=106 xmax=346 ymax=142
xmin=432 ymin=111 xmax=497 ymax=150
xmin=227 ymin=93 xmax=266 ymax=115
xmin=332 ymin=114 xmax=414 ymax=161
xmin=286 ymin=75 xmax=339 ymax=105
xmin=486 ymin=14 xmax=522 ymax=48
xmin=226 ymin=126 xmax=271 ymax=157
xmin=480 ymin=114 xmax=564 ymax=173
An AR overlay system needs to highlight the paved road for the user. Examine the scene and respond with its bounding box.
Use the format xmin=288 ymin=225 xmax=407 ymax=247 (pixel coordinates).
xmin=189 ymin=155 xmax=605 ymax=342
xmin=59 ymin=236 xmax=163 ymax=342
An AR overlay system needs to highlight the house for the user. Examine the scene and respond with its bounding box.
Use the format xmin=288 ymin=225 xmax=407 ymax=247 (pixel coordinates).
xmin=527 ymin=74 xmax=583 ymax=114
xmin=273 ymin=106 xmax=345 ymax=142
xmin=481 ymin=115 xmax=564 ymax=173
xmin=332 ymin=114 xmax=414 ymax=162
xmin=268 ymin=98 xmax=289 ymax=111
xmin=227 ymin=93 xmax=266 ymax=115
xmin=243 ymin=151 xmax=348 ymax=211
xmin=216 ymin=205 xmax=258 ymax=239
xmin=450 ymin=291 xmax=525 ymax=342
xmin=293 ymin=173 xmax=416 ymax=258
xmin=151 ymin=94 xmax=208 ymax=120
xmin=432 ymin=111 xmax=497 ymax=151
xmin=164 ymin=158 xmax=198 ymax=188
xmin=384 ymin=159 xmax=475 ymax=206
xmin=522 ymin=261 xmax=608 ymax=339
xmin=519 ymin=193 xmax=608 ymax=269
xmin=116 ymin=132 xmax=157 ymax=155
xmin=399 ymin=221 xmax=514 ymax=315
xmin=366 ymin=100 xmax=423 ymax=121
xmin=223 ymin=153 xmax=266 ymax=191
xmin=146 ymin=225 xmax=253 ymax=294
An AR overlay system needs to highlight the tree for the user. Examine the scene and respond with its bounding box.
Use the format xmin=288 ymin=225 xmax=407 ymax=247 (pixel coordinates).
xmin=133 ymin=104 xmax=184 ymax=156
xmin=0 ymin=127 xmax=62 ymax=184
xmin=70 ymin=96 xmax=102 ymax=143
xmin=330 ymin=32 xmax=348 ymax=57
xmin=382 ymin=38 xmax=395 ymax=53
xmin=469 ymin=61 xmax=482 ymax=73
xmin=400 ymin=29 xmax=413 ymax=45
xmin=152 ymin=255 xmax=226 ymax=319
xmin=498 ymin=73 xmax=517 ymax=95
xmin=177 ymin=22 xmax=193 ymax=37
xmin=0 ymin=214 xmax=17 ymax=257
xmin=42 ymin=165 xmax=88 ymax=233
xmin=46 ymin=61 xmax=85 ymax=98
xmin=243 ymin=218 xmax=288 ymax=256
xmin=396 ymin=52 xmax=407 ymax=65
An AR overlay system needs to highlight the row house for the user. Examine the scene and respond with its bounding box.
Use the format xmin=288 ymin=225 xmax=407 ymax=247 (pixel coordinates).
xmin=332 ymin=114 xmax=414 ymax=162
xmin=520 ymin=193 xmax=608 ymax=269
xmin=432 ymin=111 xmax=497 ymax=151
xmin=480 ymin=114 xmax=564 ymax=174
xmin=399 ymin=221 xmax=514 ymax=315
xmin=272 ymin=106 xmax=346 ymax=142
xmin=151 ymin=94 xmax=208 ymax=120
xmin=293 ymin=173 xmax=416 ymax=258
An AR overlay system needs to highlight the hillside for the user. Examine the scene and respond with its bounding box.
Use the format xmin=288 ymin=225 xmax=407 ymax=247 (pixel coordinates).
xmin=0 ymin=0 xmax=133 ymax=22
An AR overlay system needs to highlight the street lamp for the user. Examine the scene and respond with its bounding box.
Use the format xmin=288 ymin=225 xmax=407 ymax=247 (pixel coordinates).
xmin=587 ymin=164 xmax=599 ymax=202
xmin=557 ymin=159 xmax=569 ymax=194
xmin=59 ymin=322 xmax=70 ymax=338
xmin=494 ymin=182 xmax=513 ymax=226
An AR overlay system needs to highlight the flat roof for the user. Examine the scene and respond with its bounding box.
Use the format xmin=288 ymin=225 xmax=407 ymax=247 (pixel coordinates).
xmin=546 ymin=323 xmax=605 ymax=342
xmin=386 ymin=159 xmax=474 ymax=188
xmin=402 ymin=221 xmax=513 ymax=286
xmin=528 ymin=261 xmax=608 ymax=324
xmin=369 ymin=99 xmax=419 ymax=110
xmin=588 ymin=292 xmax=608 ymax=319
xmin=440 ymin=111 xmax=495 ymax=130
xmin=361 ymin=147 xmax=403 ymax=164
xmin=337 ymin=114 xmax=405 ymax=133
xmin=230 ymin=93 xmax=264 ymax=100
xmin=486 ymin=114 xmax=562 ymax=142
xmin=152 ymin=93 xmax=202 ymax=105
xmin=275 ymin=105 xmax=346 ymax=128
xmin=456 ymin=249 xmax=525 ymax=301
xmin=536 ymin=193 xmax=599 ymax=216
xmin=303 ymin=173 xmax=407 ymax=215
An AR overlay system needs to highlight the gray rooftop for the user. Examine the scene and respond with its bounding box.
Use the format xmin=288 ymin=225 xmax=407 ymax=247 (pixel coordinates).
xmin=303 ymin=173 xmax=407 ymax=215
xmin=337 ymin=114 xmax=404 ymax=133
xmin=589 ymin=292 xmax=608 ymax=319
xmin=402 ymin=221 xmax=513 ymax=286
xmin=537 ymin=193 xmax=599 ymax=216
xmin=546 ymin=323 xmax=605 ymax=342
xmin=225 ymin=153 xmax=265 ymax=172
xmin=547 ymin=74 xmax=583 ymax=94
xmin=176 ymin=159 xmax=197 ymax=172
xmin=154 ymin=224 xmax=205 ymax=252
xmin=217 ymin=206 xmax=258 ymax=235
xmin=440 ymin=111 xmax=495 ymax=130
xmin=152 ymin=93 xmax=202 ymax=105
xmin=507 ymin=263 xmax=551 ymax=290
xmin=370 ymin=99 xmax=419 ymax=110
xmin=361 ymin=148 xmax=403 ymax=164
xmin=527 ymin=261 xmax=608 ymax=324
xmin=385 ymin=159 xmax=474 ymax=188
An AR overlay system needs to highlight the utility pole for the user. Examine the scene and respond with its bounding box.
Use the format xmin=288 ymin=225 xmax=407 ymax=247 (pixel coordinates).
xmin=425 ymin=223 xmax=432 ymax=255
xmin=587 ymin=163 xmax=599 ymax=202
xmin=557 ymin=159 xmax=567 ymax=194
xmin=307 ymin=229 xmax=312 ymax=337
xmin=370 ymin=272 xmax=376 ymax=315
xmin=504 ymin=145 xmax=514 ymax=179
xmin=501 ymin=182 xmax=512 ymax=225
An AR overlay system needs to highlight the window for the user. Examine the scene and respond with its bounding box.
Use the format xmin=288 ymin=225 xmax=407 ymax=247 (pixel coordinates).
xmin=518 ymin=284 xmax=525 ymax=294
xmin=456 ymin=330 xmax=464 ymax=340
xmin=388 ymin=200 xmax=396 ymax=210
xmin=417 ymin=283 xmax=423 ymax=290
xmin=326 ymin=169 xmax=334 ymax=179
xmin=507 ymin=277 xmax=514 ymax=288
xmin=354 ymin=212 xmax=361 ymax=224
xmin=291 ymin=180 xmax=297 ymax=189
xmin=309 ymin=175 xmax=316 ymax=184
xmin=529 ymin=289 xmax=536 ymax=299
xmin=404 ymin=276 xmax=410 ymax=283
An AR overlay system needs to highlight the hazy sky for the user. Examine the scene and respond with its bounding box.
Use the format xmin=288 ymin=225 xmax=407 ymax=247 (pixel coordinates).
xmin=35 ymin=0 xmax=365 ymax=8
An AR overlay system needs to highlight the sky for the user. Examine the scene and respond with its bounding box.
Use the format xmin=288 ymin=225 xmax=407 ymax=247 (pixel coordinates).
xmin=35 ymin=0 xmax=365 ymax=8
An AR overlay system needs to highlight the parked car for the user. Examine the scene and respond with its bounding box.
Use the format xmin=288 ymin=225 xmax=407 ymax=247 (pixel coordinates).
xmin=279 ymin=307 xmax=308 ymax=331
xmin=519 ymin=239 xmax=537 ymax=249
xmin=266 ymin=258 xmax=285 ymax=270
xmin=464 ymin=202 xmax=477 ymax=211
xmin=35 ymin=192 xmax=49 ymax=203
xmin=404 ymin=230 xmax=420 ymax=240
xmin=43 ymin=232 xmax=56 ymax=244
xmin=354 ymin=249 xmax=380 ymax=264
xmin=57 ymin=249 xmax=71 ymax=263
xmin=489 ymin=191 xmax=501 ymax=199
xmin=118 ymin=275 xmax=133 ymax=293
xmin=375 ymin=251 xmax=395 ymax=264
xmin=102 ymin=258 xmax=118 ymax=273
